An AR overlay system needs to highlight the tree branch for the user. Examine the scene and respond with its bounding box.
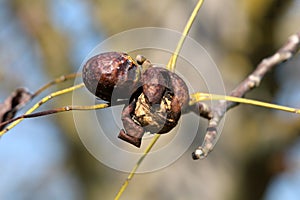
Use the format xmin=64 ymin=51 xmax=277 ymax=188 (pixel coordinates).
xmin=192 ymin=32 xmax=300 ymax=159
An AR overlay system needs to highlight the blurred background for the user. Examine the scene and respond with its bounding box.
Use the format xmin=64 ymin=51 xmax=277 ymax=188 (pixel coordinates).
xmin=0 ymin=0 xmax=300 ymax=199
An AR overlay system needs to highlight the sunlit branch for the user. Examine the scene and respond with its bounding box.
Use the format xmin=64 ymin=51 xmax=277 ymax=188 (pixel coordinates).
xmin=192 ymin=32 xmax=300 ymax=160
xmin=190 ymin=92 xmax=300 ymax=113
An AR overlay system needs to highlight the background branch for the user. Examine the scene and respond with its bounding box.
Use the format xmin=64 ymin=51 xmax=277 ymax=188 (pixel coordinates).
xmin=193 ymin=32 xmax=300 ymax=159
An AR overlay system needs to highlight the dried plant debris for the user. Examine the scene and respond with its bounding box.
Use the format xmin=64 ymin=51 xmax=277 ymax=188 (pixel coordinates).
xmin=0 ymin=88 xmax=32 ymax=131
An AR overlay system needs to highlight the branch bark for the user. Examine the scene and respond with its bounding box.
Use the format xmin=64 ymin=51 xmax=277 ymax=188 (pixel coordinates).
xmin=193 ymin=32 xmax=300 ymax=159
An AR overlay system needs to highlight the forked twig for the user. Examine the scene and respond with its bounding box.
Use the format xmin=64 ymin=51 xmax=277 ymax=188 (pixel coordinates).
xmin=192 ymin=32 xmax=300 ymax=159
xmin=0 ymin=73 xmax=81 ymax=132
xmin=0 ymin=83 xmax=85 ymax=136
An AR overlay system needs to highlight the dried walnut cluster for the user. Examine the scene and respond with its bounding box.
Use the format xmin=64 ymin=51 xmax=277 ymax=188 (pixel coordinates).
xmin=82 ymin=52 xmax=189 ymax=147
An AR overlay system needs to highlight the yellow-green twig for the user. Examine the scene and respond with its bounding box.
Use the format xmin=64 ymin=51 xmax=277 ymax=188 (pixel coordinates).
xmin=0 ymin=83 xmax=85 ymax=136
xmin=32 ymin=73 xmax=81 ymax=98
xmin=190 ymin=92 xmax=300 ymax=114
xmin=114 ymin=134 xmax=161 ymax=200
xmin=166 ymin=0 xmax=204 ymax=72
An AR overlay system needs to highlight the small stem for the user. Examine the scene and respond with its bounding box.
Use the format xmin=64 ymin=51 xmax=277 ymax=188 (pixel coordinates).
xmin=166 ymin=0 xmax=204 ymax=72
xmin=114 ymin=134 xmax=161 ymax=200
xmin=32 ymin=73 xmax=81 ymax=98
xmin=190 ymin=92 xmax=300 ymax=114
xmin=0 ymin=103 xmax=109 ymax=127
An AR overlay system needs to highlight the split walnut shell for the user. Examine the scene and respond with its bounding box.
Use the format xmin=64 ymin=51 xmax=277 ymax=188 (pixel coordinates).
xmin=119 ymin=67 xmax=189 ymax=147
xmin=141 ymin=67 xmax=190 ymax=133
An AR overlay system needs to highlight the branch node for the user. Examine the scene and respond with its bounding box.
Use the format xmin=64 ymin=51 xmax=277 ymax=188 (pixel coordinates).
xmin=248 ymin=74 xmax=261 ymax=88
xmin=289 ymin=34 xmax=300 ymax=44
xmin=192 ymin=148 xmax=207 ymax=160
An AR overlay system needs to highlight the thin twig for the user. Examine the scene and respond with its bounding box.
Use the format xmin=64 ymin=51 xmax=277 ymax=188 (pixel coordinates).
xmin=0 ymin=83 xmax=85 ymax=136
xmin=0 ymin=73 xmax=81 ymax=131
xmin=0 ymin=103 xmax=109 ymax=127
xmin=192 ymin=32 xmax=300 ymax=159
xmin=32 ymin=73 xmax=81 ymax=98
